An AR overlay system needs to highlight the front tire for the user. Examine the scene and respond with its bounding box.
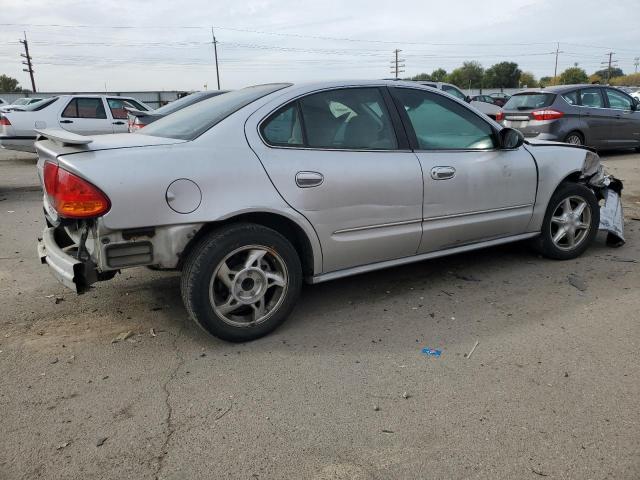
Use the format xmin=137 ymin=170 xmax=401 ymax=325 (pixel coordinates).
xmin=535 ymin=182 xmax=599 ymax=260
xmin=181 ymin=223 xmax=302 ymax=342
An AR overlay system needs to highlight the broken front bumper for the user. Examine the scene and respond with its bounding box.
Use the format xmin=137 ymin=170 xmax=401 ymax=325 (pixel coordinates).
xmin=37 ymin=227 xmax=97 ymax=294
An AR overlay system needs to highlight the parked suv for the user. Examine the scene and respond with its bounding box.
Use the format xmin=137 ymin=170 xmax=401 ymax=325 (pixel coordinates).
xmin=497 ymin=85 xmax=640 ymax=149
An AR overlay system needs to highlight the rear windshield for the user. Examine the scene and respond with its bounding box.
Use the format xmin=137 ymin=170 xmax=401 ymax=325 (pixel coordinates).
xmin=503 ymin=93 xmax=555 ymax=110
xmin=154 ymin=92 xmax=225 ymax=115
xmin=140 ymin=84 xmax=290 ymax=140
xmin=23 ymin=97 xmax=58 ymax=111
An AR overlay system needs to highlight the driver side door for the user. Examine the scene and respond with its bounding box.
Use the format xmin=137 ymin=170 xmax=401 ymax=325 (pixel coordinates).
xmin=390 ymin=87 xmax=538 ymax=253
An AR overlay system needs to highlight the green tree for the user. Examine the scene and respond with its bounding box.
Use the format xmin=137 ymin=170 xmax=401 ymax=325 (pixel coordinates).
xmin=594 ymin=67 xmax=624 ymax=79
xmin=0 ymin=74 xmax=23 ymax=92
xmin=431 ymin=68 xmax=448 ymax=82
xmin=446 ymin=61 xmax=484 ymax=88
xmin=539 ymin=76 xmax=554 ymax=87
xmin=559 ymin=67 xmax=588 ymax=85
xmin=483 ymin=62 xmax=522 ymax=88
xmin=410 ymin=73 xmax=432 ymax=81
xmin=519 ymin=71 xmax=538 ymax=88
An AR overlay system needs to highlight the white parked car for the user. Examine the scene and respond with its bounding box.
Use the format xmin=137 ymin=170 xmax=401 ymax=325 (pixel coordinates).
xmin=0 ymin=95 xmax=150 ymax=152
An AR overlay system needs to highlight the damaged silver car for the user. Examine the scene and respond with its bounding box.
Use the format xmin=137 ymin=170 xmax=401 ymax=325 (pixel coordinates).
xmin=35 ymin=80 xmax=624 ymax=342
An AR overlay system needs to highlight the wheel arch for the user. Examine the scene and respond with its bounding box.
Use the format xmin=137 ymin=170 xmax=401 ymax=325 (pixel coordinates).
xmin=179 ymin=210 xmax=321 ymax=278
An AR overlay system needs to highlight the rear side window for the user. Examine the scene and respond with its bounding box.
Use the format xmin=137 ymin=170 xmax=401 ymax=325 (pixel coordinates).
xmin=503 ymin=93 xmax=555 ymax=110
xmin=298 ymin=88 xmax=397 ymax=150
xmin=605 ymin=89 xmax=633 ymax=110
xmin=394 ymin=88 xmax=495 ymax=150
xmin=140 ymin=84 xmax=290 ymax=140
xmin=62 ymin=98 xmax=107 ymax=119
xmin=261 ymin=104 xmax=303 ymax=146
xmin=561 ymin=91 xmax=578 ymax=105
xmin=579 ymin=88 xmax=604 ymax=108
xmin=261 ymin=88 xmax=398 ymax=150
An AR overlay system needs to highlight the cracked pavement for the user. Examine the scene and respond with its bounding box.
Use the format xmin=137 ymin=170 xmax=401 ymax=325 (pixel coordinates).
xmin=0 ymin=149 xmax=639 ymax=479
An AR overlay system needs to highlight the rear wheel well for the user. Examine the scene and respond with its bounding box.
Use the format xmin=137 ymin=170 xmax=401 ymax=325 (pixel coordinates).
xmin=179 ymin=213 xmax=316 ymax=277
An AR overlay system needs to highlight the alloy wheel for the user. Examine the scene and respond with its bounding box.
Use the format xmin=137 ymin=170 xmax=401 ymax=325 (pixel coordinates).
xmin=209 ymin=245 xmax=288 ymax=327
xmin=549 ymin=196 xmax=592 ymax=251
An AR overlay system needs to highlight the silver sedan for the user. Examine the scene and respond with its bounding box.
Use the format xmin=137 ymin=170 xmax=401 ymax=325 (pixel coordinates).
xmin=36 ymin=80 xmax=621 ymax=341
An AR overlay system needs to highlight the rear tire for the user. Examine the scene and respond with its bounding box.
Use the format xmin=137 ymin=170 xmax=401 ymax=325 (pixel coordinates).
xmin=181 ymin=223 xmax=302 ymax=342
xmin=534 ymin=182 xmax=599 ymax=260
xmin=564 ymin=131 xmax=584 ymax=146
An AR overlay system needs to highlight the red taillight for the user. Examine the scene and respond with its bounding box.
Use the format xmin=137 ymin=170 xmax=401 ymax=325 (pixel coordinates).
xmin=531 ymin=109 xmax=564 ymax=121
xmin=43 ymin=162 xmax=110 ymax=218
xmin=130 ymin=122 xmax=144 ymax=131
xmin=495 ymin=111 xmax=505 ymax=122
xmin=0 ymin=115 xmax=11 ymax=126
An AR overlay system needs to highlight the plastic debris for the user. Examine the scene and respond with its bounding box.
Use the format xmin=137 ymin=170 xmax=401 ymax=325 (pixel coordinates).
xmin=56 ymin=441 xmax=69 ymax=450
xmin=466 ymin=341 xmax=479 ymax=359
xmin=421 ymin=347 xmax=442 ymax=357
xmin=149 ymin=328 xmax=157 ymax=337
xmin=402 ymin=392 xmax=410 ymax=399
xmin=111 ymin=331 xmax=133 ymax=344
xmin=96 ymin=437 xmax=108 ymax=447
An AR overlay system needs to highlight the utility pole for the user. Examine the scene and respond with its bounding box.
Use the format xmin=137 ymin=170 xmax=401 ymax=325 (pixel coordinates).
xmin=19 ymin=31 xmax=36 ymax=93
xmin=634 ymin=57 xmax=639 ymax=73
xmin=389 ymin=49 xmax=405 ymax=79
xmin=553 ymin=42 xmax=564 ymax=83
xmin=600 ymin=52 xmax=618 ymax=83
xmin=211 ymin=27 xmax=220 ymax=90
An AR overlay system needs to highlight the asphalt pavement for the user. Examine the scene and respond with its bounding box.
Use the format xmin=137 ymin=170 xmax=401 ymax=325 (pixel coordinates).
xmin=0 ymin=148 xmax=638 ymax=479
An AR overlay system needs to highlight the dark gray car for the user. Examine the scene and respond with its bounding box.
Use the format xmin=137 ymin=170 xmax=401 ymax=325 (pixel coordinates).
xmin=127 ymin=90 xmax=228 ymax=131
xmin=498 ymin=84 xmax=640 ymax=150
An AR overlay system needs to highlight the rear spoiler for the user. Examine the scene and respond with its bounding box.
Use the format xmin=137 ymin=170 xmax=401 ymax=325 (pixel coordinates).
xmin=124 ymin=106 xmax=151 ymax=117
xmin=35 ymin=128 xmax=93 ymax=146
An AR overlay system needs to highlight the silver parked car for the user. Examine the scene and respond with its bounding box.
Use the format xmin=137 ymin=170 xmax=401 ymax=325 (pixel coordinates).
xmin=498 ymin=84 xmax=640 ymax=149
xmin=36 ymin=80 xmax=620 ymax=342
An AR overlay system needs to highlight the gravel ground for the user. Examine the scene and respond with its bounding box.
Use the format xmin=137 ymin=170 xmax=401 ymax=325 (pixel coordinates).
xmin=0 ymin=148 xmax=638 ymax=479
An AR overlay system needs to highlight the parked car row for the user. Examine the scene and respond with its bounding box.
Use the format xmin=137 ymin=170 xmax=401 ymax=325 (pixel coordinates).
xmin=471 ymin=92 xmax=511 ymax=107
xmin=0 ymin=95 xmax=149 ymax=152
xmin=35 ymin=79 xmax=622 ymax=342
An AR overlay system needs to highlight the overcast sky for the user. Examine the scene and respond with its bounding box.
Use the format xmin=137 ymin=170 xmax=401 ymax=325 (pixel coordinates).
xmin=1 ymin=0 xmax=638 ymax=92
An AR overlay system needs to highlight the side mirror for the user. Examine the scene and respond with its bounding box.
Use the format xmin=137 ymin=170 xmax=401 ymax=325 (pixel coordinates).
xmin=499 ymin=128 xmax=524 ymax=149
xmin=465 ymin=96 xmax=472 ymax=103
xmin=631 ymin=100 xmax=638 ymax=111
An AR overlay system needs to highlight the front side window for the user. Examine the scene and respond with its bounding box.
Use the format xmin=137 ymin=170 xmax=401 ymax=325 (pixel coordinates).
xmin=261 ymin=104 xmax=303 ymax=146
xmin=61 ymin=98 xmax=107 ymax=119
xmin=394 ymin=88 xmax=496 ymax=150
xmin=579 ymin=88 xmax=604 ymax=108
xmin=605 ymin=89 xmax=632 ymax=110
xmin=297 ymin=88 xmax=397 ymax=150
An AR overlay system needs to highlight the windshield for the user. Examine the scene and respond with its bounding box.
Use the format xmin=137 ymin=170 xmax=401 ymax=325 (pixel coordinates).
xmin=12 ymin=98 xmax=30 ymax=105
xmin=23 ymin=97 xmax=58 ymax=111
xmin=504 ymin=93 xmax=555 ymax=110
xmin=140 ymin=84 xmax=290 ymax=140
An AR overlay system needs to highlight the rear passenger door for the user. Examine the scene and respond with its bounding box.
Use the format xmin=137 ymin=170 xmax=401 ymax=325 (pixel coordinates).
xmin=246 ymin=87 xmax=424 ymax=273
xmin=58 ymin=97 xmax=112 ymax=135
xmin=603 ymin=88 xmax=640 ymax=147
xmin=577 ymin=88 xmax=609 ymax=147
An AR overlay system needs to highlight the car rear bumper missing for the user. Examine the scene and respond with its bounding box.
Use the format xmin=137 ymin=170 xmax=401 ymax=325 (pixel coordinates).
xmin=38 ymin=227 xmax=97 ymax=294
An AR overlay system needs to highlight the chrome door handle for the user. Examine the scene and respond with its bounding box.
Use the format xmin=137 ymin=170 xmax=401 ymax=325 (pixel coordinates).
xmin=295 ymin=171 xmax=324 ymax=188
xmin=430 ymin=166 xmax=456 ymax=180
